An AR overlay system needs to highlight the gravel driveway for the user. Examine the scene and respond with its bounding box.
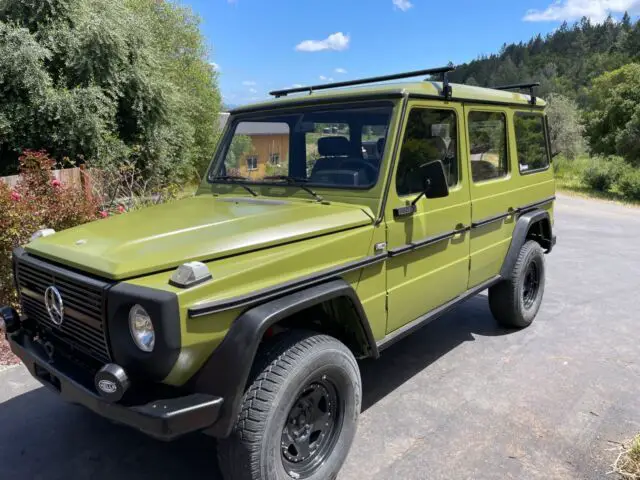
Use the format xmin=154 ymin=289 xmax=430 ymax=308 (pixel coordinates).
xmin=1 ymin=194 xmax=639 ymax=479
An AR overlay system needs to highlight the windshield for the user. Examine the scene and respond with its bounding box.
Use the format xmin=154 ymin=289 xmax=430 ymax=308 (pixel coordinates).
xmin=209 ymin=103 xmax=394 ymax=190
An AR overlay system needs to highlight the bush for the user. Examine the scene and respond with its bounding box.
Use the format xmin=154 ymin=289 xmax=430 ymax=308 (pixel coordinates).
xmin=0 ymin=0 xmax=221 ymax=182
xmin=618 ymin=170 xmax=640 ymax=201
xmin=0 ymin=150 xmax=100 ymax=307
xmin=581 ymin=156 xmax=626 ymax=192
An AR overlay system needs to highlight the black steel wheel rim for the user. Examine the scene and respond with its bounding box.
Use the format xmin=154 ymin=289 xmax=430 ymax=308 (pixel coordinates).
xmin=522 ymin=261 xmax=540 ymax=309
xmin=281 ymin=375 xmax=343 ymax=478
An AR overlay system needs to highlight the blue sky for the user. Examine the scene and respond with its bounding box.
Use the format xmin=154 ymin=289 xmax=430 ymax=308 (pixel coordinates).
xmin=183 ymin=0 xmax=640 ymax=106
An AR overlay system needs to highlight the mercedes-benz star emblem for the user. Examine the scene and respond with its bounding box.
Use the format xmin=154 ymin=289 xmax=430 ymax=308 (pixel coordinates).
xmin=44 ymin=286 xmax=64 ymax=326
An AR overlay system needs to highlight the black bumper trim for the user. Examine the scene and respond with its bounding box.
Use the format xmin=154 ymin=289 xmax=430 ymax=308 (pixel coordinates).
xmin=8 ymin=332 xmax=223 ymax=441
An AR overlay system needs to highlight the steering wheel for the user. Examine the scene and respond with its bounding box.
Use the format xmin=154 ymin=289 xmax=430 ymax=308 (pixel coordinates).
xmin=339 ymin=160 xmax=377 ymax=184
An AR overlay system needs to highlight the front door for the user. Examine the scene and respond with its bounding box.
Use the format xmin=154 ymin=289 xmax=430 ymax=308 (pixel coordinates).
xmin=384 ymin=101 xmax=472 ymax=334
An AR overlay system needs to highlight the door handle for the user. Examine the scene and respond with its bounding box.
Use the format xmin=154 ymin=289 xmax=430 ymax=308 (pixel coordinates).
xmin=453 ymin=224 xmax=468 ymax=237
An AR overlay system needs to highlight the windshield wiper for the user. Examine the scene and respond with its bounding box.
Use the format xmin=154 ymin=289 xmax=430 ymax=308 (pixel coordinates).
xmin=264 ymin=176 xmax=325 ymax=203
xmin=211 ymin=175 xmax=259 ymax=197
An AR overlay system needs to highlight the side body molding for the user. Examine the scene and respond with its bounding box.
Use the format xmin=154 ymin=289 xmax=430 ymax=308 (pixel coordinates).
xmin=500 ymin=209 xmax=553 ymax=278
xmin=191 ymin=279 xmax=377 ymax=438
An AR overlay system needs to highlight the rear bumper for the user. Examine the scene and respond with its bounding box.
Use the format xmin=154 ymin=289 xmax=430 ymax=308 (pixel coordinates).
xmin=7 ymin=330 xmax=223 ymax=441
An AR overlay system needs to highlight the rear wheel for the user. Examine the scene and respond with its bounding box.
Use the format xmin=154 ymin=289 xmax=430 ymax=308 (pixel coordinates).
xmin=217 ymin=330 xmax=361 ymax=480
xmin=489 ymin=240 xmax=546 ymax=328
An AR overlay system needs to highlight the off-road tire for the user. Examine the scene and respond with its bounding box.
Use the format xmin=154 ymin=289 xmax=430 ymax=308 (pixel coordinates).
xmin=489 ymin=240 xmax=546 ymax=328
xmin=217 ymin=330 xmax=361 ymax=480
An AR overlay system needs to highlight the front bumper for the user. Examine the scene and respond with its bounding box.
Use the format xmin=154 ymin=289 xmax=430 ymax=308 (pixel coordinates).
xmin=7 ymin=330 xmax=223 ymax=441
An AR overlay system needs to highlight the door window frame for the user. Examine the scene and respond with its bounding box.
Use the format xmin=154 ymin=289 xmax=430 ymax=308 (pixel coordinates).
xmin=394 ymin=105 xmax=463 ymax=199
xmin=513 ymin=111 xmax=552 ymax=176
xmin=466 ymin=108 xmax=512 ymax=185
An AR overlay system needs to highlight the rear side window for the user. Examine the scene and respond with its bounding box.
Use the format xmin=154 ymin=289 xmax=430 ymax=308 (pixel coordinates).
xmin=396 ymin=108 xmax=459 ymax=196
xmin=468 ymin=111 xmax=508 ymax=183
xmin=514 ymin=113 xmax=550 ymax=173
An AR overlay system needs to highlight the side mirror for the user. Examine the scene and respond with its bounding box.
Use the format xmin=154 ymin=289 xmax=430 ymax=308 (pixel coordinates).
xmin=394 ymin=160 xmax=450 ymax=218
xmin=411 ymin=160 xmax=449 ymax=206
xmin=421 ymin=160 xmax=450 ymax=199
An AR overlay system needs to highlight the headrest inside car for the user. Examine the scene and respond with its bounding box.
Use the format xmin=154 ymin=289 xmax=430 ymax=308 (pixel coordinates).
xmin=318 ymin=136 xmax=351 ymax=156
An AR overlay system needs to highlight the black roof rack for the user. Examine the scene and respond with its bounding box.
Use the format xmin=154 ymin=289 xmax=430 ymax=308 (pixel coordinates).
xmin=493 ymin=82 xmax=540 ymax=105
xmin=269 ymin=65 xmax=456 ymax=99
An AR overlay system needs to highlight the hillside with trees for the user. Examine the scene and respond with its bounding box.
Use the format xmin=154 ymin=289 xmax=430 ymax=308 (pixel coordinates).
xmin=449 ymin=13 xmax=640 ymax=103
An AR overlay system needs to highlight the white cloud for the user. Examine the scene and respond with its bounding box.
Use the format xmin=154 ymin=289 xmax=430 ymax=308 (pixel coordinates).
xmin=242 ymin=81 xmax=257 ymax=86
xmin=292 ymin=84 xmax=303 ymax=88
xmin=210 ymin=62 xmax=220 ymax=71
xmin=393 ymin=0 xmax=414 ymax=12
xmin=524 ymin=0 xmax=640 ymax=22
xmin=248 ymin=87 xmax=257 ymax=93
xmin=335 ymin=68 xmax=347 ymax=74
xmin=295 ymin=32 xmax=350 ymax=52
xmin=319 ymin=75 xmax=334 ymax=82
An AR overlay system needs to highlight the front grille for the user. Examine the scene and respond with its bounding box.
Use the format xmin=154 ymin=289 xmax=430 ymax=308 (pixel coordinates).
xmin=16 ymin=256 xmax=111 ymax=364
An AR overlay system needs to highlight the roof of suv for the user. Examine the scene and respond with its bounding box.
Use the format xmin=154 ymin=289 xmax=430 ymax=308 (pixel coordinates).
xmin=230 ymin=81 xmax=546 ymax=114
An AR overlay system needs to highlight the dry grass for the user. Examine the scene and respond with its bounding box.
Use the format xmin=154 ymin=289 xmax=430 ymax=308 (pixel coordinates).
xmin=611 ymin=435 xmax=640 ymax=479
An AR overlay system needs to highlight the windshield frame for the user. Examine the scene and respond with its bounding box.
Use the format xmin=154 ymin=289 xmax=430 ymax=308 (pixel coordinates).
xmin=207 ymin=100 xmax=397 ymax=192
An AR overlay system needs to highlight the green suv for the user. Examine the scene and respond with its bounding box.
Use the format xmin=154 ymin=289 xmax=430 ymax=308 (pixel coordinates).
xmin=3 ymin=67 xmax=555 ymax=480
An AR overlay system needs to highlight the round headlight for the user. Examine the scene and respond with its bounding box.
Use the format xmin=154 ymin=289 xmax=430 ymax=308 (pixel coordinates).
xmin=128 ymin=305 xmax=155 ymax=352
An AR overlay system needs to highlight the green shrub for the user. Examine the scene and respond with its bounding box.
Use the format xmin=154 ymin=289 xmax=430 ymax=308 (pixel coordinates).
xmin=581 ymin=156 xmax=626 ymax=192
xmin=618 ymin=169 xmax=640 ymax=201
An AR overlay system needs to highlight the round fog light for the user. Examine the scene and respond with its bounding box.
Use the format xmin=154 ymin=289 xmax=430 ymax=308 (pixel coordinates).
xmin=129 ymin=304 xmax=155 ymax=352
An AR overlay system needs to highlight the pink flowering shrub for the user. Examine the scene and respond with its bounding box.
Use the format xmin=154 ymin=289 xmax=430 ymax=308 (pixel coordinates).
xmin=0 ymin=150 xmax=101 ymax=307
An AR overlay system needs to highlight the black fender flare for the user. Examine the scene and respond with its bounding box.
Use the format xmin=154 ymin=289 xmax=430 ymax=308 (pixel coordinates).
xmin=190 ymin=279 xmax=377 ymax=438
xmin=500 ymin=209 xmax=553 ymax=278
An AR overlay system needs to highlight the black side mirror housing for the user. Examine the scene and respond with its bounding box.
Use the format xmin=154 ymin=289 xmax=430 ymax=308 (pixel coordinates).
xmin=420 ymin=160 xmax=450 ymax=199
xmin=394 ymin=160 xmax=451 ymax=218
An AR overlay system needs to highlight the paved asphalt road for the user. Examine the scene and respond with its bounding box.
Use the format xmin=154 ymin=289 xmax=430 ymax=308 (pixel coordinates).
xmin=1 ymin=194 xmax=639 ymax=480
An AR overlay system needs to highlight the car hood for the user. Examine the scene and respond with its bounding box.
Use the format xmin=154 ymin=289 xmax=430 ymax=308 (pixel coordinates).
xmin=26 ymin=195 xmax=373 ymax=280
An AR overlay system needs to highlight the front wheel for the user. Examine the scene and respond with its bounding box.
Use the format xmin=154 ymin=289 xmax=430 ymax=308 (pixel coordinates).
xmin=217 ymin=330 xmax=361 ymax=480
xmin=489 ymin=240 xmax=546 ymax=328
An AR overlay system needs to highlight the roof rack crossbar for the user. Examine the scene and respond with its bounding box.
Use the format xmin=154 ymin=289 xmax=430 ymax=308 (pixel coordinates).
xmin=270 ymin=65 xmax=456 ymax=99
xmin=493 ymin=82 xmax=540 ymax=106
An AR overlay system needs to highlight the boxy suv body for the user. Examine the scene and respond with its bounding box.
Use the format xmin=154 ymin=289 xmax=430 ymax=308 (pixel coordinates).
xmin=3 ymin=69 xmax=555 ymax=480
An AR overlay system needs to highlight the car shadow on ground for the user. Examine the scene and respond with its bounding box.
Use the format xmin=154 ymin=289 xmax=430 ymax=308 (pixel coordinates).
xmin=0 ymin=295 xmax=515 ymax=479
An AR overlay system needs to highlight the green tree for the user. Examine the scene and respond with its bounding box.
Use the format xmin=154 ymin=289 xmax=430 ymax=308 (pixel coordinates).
xmin=0 ymin=0 xmax=220 ymax=184
xmin=545 ymin=94 xmax=585 ymax=159
xmin=584 ymin=63 xmax=640 ymax=164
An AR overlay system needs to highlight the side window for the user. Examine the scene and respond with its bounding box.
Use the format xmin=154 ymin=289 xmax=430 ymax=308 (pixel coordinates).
xmin=468 ymin=111 xmax=508 ymax=183
xmin=396 ymin=108 xmax=458 ymax=196
xmin=514 ymin=113 xmax=550 ymax=173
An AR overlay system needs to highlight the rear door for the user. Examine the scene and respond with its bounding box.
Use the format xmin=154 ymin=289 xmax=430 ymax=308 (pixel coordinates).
xmin=384 ymin=100 xmax=471 ymax=333
xmin=465 ymin=106 xmax=518 ymax=287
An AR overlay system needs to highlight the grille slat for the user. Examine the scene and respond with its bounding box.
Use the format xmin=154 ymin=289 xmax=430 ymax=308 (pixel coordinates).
xmin=19 ymin=266 xmax=102 ymax=311
xmin=22 ymin=300 xmax=110 ymax=363
xmin=23 ymin=297 xmax=105 ymax=348
xmin=17 ymin=257 xmax=110 ymax=364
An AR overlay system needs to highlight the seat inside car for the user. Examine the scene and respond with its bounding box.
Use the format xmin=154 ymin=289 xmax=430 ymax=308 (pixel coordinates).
xmin=311 ymin=137 xmax=353 ymax=175
xmin=311 ymin=136 xmax=375 ymax=186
